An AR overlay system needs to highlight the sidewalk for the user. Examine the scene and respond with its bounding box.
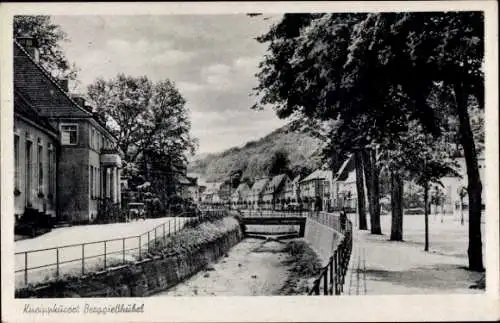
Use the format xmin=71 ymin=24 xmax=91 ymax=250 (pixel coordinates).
xmin=344 ymin=215 xmax=484 ymax=295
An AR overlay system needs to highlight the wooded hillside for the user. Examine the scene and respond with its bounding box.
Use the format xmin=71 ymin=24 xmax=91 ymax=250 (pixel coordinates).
xmin=188 ymin=123 xmax=324 ymax=182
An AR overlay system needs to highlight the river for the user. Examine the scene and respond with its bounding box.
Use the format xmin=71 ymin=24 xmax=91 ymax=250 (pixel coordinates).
xmin=153 ymin=238 xmax=292 ymax=296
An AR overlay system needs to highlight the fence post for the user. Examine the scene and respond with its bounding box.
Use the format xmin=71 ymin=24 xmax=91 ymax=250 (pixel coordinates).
xmin=334 ymin=250 xmax=339 ymax=295
xmin=329 ymin=257 xmax=334 ymax=295
xmin=169 ymin=221 xmax=171 ymax=235
xmin=104 ymin=241 xmax=107 ymax=269
xmin=147 ymin=231 xmax=150 ymax=253
xmin=323 ymin=270 xmax=328 ymax=295
xmin=138 ymin=235 xmax=142 ymax=259
xmin=24 ymin=252 xmax=28 ymax=285
xmin=56 ymin=248 xmax=60 ymax=279
xmin=163 ymin=223 xmax=166 ymax=244
xmin=82 ymin=244 xmax=85 ymax=275
xmin=122 ymin=238 xmax=126 ymax=263
xmin=154 ymin=227 xmax=157 ymax=246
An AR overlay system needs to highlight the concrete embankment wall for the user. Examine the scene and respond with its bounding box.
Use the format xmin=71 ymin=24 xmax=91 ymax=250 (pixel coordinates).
xmin=303 ymin=216 xmax=343 ymax=265
xmin=16 ymin=217 xmax=243 ymax=298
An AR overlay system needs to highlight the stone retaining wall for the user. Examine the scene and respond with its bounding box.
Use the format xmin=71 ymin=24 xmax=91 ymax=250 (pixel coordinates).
xmin=16 ymin=218 xmax=242 ymax=298
xmin=303 ymin=217 xmax=343 ymax=265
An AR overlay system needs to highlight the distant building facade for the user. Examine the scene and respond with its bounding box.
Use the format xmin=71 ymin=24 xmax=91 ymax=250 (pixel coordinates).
xmin=283 ymin=175 xmax=301 ymax=204
xmin=262 ymin=174 xmax=289 ymax=209
xmin=440 ymin=155 xmax=486 ymax=214
xmin=231 ymin=182 xmax=251 ymax=206
xmin=248 ymin=177 xmax=269 ymax=209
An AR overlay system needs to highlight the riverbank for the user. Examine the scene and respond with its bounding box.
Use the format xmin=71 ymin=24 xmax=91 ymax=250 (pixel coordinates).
xmin=154 ymin=238 xmax=291 ymax=296
xmin=153 ymin=237 xmax=325 ymax=297
xmin=16 ymin=216 xmax=242 ymax=298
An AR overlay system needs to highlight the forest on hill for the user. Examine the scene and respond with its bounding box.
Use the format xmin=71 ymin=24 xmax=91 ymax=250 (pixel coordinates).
xmin=188 ymin=123 xmax=325 ymax=183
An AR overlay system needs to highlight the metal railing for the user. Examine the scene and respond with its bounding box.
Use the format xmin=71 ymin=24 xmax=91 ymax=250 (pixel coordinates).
xmin=235 ymin=208 xmax=312 ymax=218
xmin=308 ymin=218 xmax=352 ymax=295
xmin=15 ymin=209 xmax=226 ymax=287
xmin=233 ymin=207 xmax=354 ymax=295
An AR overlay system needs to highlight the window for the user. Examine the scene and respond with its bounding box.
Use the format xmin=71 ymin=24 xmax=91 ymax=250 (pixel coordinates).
xmin=14 ymin=134 xmax=20 ymax=190
xmin=48 ymin=144 xmax=55 ymax=201
xmin=89 ymin=128 xmax=93 ymax=149
xmin=94 ymin=167 xmax=98 ymax=198
xmin=90 ymin=166 xmax=94 ymax=198
xmin=38 ymin=139 xmax=43 ymax=193
xmin=96 ymin=167 xmax=100 ymax=197
xmin=95 ymin=131 xmax=99 ymax=151
xmin=25 ymin=138 xmax=33 ymax=205
xmin=60 ymin=124 xmax=78 ymax=145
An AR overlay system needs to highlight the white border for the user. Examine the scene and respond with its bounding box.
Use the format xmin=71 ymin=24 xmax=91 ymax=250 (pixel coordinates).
xmin=1 ymin=2 xmax=498 ymax=323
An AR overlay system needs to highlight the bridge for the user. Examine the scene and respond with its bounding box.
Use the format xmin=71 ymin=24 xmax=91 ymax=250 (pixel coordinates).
xmin=238 ymin=216 xmax=307 ymax=239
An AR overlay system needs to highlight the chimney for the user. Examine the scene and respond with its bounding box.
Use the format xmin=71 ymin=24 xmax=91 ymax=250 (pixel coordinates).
xmin=58 ymin=79 xmax=69 ymax=92
xmin=71 ymin=95 xmax=92 ymax=112
xmin=16 ymin=36 xmax=40 ymax=63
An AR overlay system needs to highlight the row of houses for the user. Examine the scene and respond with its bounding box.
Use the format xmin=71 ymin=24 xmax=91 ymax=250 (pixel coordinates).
xmin=197 ymin=155 xmax=359 ymax=211
xmin=196 ymin=152 xmax=485 ymax=214
xmin=13 ymin=36 xmax=123 ymax=223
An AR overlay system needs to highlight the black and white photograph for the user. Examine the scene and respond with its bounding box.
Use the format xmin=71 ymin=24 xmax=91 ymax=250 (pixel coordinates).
xmin=1 ymin=1 xmax=498 ymax=322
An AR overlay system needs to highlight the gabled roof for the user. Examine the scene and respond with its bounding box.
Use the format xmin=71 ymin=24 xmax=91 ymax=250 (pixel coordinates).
xmin=291 ymin=175 xmax=301 ymax=184
xmin=301 ymin=169 xmax=330 ymax=183
xmin=335 ymin=154 xmax=355 ymax=181
xmin=14 ymin=40 xmax=121 ymax=144
xmin=250 ymin=177 xmax=269 ymax=194
xmin=267 ymin=174 xmax=288 ymax=190
xmin=344 ymin=170 xmax=356 ymax=183
xmin=14 ymin=40 xmax=92 ymax=119
xmin=14 ymin=89 xmax=58 ymax=138
xmin=234 ymin=182 xmax=250 ymax=194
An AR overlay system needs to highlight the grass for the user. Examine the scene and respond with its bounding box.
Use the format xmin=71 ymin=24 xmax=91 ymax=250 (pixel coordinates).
xmin=140 ymin=216 xmax=239 ymax=259
xmin=279 ymin=240 xmax=323 ymax=295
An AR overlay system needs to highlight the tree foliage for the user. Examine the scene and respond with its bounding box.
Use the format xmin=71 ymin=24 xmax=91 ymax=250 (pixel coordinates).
xmin=253 ymin=12 xmax=484 ymax=270
xmin=13 ymin=15 xmax=79 ymax=82
xmin=87 ymin=74 xmax=197 ymax=162
xmin=268 ymin=149 xmax=291 ymax=177
xmin=87 ymin=74 xmax=198 ymax=197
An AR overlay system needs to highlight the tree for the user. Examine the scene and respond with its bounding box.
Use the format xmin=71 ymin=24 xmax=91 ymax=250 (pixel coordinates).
xmin=392 ymin=121 xmax=459 ymax=249
xmin=13 ymin=15 xmax=79 ymax=83
xmin=362 ymin=147 xmax=382 ymax=234
xmin=88 ymin=74 xmax=196 ymax=162
xmin=87 ymin=74 xmax=197 ymax=201
xmin=268 ymin=149 xmax=290 ymax=177
xmin=253 ymin=12 xmax=484 ymax=271
xmin=361 ymin=12 xmax=485 ymax=270
xmin=354 ymin=150 xmax=368 ymax=230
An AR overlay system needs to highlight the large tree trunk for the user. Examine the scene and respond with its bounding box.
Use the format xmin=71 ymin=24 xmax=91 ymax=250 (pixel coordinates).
xmin=455 ymin=83 xmax=484 ymax=271
xmin=390 ymin=171 xmax=404 ymax=241
xmin=424 ymin=181 xmax=429 ymax=252
xmin=362 ymin=148 xmax=382 ymax=234
xmin=354 ymin=151 xmax=368 ymax=230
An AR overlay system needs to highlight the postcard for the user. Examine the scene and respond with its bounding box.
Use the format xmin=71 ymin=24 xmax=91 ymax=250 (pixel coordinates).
xmin=1 ymin=1 xmax=498 ymax=322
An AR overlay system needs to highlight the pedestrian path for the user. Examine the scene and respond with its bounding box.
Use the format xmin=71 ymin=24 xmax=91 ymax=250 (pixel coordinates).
xmin=343 ymin=224 xmax=484 ymax=295
xmin=345 ymin=230 xmax=367 ymax=295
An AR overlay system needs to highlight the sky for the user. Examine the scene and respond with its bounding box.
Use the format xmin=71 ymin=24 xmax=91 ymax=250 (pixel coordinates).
xmin=52 ymin=15 xmax=288 ymax=156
